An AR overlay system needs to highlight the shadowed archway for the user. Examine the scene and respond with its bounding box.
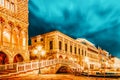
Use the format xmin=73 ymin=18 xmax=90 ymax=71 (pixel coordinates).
xmin=59 ymin=55 xmax=63 ymax=59
xmin=56 ymin=66 xmax=73 ymax=74
xmin=0 ymin=51 xmax=9 ymax=64
xmin=13 ymin=54 xmax=24 ymax=63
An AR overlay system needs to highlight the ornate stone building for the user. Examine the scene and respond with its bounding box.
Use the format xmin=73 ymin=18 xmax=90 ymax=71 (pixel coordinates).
xmin=76 ymin=39 xmax=100 ymax=70
xmin=0 ymin=0 xmax=29 ymax=64
xmin=30 ymin=31 xmax=105 ymax=70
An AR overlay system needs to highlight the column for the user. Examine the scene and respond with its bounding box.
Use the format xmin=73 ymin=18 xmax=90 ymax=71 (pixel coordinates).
xmin=0 ymin=23 xmax=3 ymax=45
xmin=68 ymin=41 xmax=70 ymax=54
xmin=0 ymin=24 xmax=1 ymax=45
xmin=54 ymin=35 xmax=58 ymax=51
xmin=10 ymin=26 xmax=13 ymax=48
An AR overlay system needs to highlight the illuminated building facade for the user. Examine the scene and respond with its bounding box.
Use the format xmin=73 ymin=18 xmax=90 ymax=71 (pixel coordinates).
xmin=0 ymin=0 xmax=29 ymax=64
xmin=76 ymin=39 xmax=100 ymax=70
xmin=98 ymin=48 xmax=110 ymax=70
xmin=30 ymin=31 xmax=86 ymax=65
xmin=30 ymin=31 xmax=108 ymax=70
xmin=111 ymin=56 xmax=120 ymax=71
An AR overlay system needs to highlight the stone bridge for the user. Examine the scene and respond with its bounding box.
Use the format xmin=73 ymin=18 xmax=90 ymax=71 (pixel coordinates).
xmin=0 ymin=59 xmax=83 ymax=76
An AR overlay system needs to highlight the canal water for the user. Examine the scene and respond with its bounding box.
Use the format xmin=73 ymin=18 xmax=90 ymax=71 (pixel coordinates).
xmin=1 ymin=74 xmax=120 ymax=80
xmin=40 ymin=74 xmax=120 ymax=80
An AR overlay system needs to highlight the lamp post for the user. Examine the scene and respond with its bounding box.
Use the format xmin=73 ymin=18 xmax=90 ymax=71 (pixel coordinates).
xmin=33 ymin=45 xmax=46 ymax=74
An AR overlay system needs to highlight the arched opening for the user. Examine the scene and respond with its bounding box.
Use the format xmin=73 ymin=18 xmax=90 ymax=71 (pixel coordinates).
xmin=13 ymin=54 xmax=24 ymax=63
xmin=3 ymin=24 xmax=11 ymax=46
xmin=0 ymin=51 xmax=9 ymax=64
xmin=56 ymin=66 xmax=73 ymax=74
xmin=65 ymin=57 xmax=68 ymax=60
xmin=48 ymin=55 xmax=54 ymax=60
xmin=12 ymin=27 xmax=19 ymax=47
xmin=59 ymin=55 xmax=63 ymax=59
xmin=20 ymin=30 xmax=26 ymax=47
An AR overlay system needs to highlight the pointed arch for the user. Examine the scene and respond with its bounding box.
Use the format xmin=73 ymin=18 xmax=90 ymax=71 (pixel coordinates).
xmin=0 ymin=51 xmax=9 ymax=64
xmin=13 ymin=54 xmax=24 ymax=63
xmin=59 ymin=55 xmax=63 ymax=59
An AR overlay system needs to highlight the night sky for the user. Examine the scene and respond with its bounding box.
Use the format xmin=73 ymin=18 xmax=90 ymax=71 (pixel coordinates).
xmin=28 ymin=0 xmax=120 ymax=58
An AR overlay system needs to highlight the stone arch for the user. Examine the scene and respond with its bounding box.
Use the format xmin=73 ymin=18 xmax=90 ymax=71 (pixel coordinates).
xmin=13 ymin=54 xmax=24 ymax=63
xmin=8 ymin=21 xmax=14 ymax=27
xmin=48 ymin=55 xmax=54 ymax=60
xmin=59 ymin=55 xmax=63 ymax=59
xmin=0 ymin=51 xmax=9 ymax=64
xmin=65 ymin=57 xmax=68 ymax=60
xmin=0 ymin=16 xmax=6 ymax=24
xmin=56 ymin=64 xmax=73 ymax=74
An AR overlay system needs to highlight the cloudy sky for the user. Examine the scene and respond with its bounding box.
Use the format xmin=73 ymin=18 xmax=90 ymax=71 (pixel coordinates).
xmin=28 ymin=0 xmax=120 ymax=58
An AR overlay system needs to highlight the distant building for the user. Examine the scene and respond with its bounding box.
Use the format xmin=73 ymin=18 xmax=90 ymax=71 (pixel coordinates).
xmin=0 ymin=0 xmax=29 ymax=64
xmin=30 ymin=30 xmax=110 ymax=70
xmin=111 ymin=56 xmax=120 ymax=70
xmin=76 ymin=38 xmax=100 ymax=70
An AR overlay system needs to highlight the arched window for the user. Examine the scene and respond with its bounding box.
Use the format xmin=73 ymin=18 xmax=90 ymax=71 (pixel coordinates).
xmin=6 ymin=0 xmax=10 ymax=9
xmin=3 ymin=25 xmax=11 ymax=46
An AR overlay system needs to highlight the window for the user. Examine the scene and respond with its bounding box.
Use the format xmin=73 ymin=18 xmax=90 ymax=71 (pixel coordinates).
xmin=85 ymin=51 xmax=86 ymax=56
xmin=65 ymin=44 xmax=67 ymax=51
xmin=0 ymin=0 xmax=4 ymax=6
xmin=0 ymin=0 xmax=16 ymax=12
xmin=6 ymin=0 xmax=9 ymax=9
xmin=23 ymin=38 xmax=26 ymax=46
xmin=50 ymin=41 xmax=53 ymax=50
xmin=82 ymin=49 xmax=84 ymax=55
xmin=70 ymin=45 xmax=72 ymax=53
xmin=34 ymin=40 xmax=37 ymax=42
xmin=74 ymin=47 xmax=76 ymax=54
xmin=78 ymin=48 xmax=80 ymax=55
xmin=11 ymin=2 xmax=15 ymax=12
xmin=41 ymin=38 xmax=43 ymax=41
xmin=59 ymin=41 xmax=62 ymax=50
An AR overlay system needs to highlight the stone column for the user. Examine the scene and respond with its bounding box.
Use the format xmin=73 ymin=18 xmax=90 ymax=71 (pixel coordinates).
xmin=10 ymin=26 xmax=13 ymax=48
xmin=54 ymin=35 xmax=58 ymax=51
xmin=0 ymin=24 xmax=1 ymax=45
xmin=0 ymin=24 xmax=3 ymax=46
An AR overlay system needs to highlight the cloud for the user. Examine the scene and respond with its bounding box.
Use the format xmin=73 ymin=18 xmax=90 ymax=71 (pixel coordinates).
xmin=29 ymin=0 xmax=120 ymax=57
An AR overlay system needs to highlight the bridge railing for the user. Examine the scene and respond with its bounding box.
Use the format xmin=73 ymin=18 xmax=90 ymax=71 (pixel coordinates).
xmin=0 ymin=59 xmax=82 ymax=74
xmin=0 ymin=63 xmax=17 ymax=71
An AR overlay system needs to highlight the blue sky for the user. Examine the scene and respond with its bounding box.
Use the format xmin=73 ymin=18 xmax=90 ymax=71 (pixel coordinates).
xmin=28 ymin=0 xmax=120 ymax=58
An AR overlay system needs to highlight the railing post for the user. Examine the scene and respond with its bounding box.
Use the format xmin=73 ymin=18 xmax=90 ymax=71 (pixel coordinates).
xmin=5 ymin=64 xmax=7 ymax=70
xmin=16 ymin=63 xmax=18 ymax=73
xmin=24 ymin=63 xmax=26 ymax=72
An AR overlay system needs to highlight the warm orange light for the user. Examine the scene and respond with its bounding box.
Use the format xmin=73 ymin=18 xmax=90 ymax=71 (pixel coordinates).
xmin=33 ymin=49 xmax=38 ymax=54
xmin=85 ymin=57 xmax=89 ymax=63
xmin=37 ymin=46 xmax=42 ymax=51
xmin=41 ymin=50 xmax=46 ymax=56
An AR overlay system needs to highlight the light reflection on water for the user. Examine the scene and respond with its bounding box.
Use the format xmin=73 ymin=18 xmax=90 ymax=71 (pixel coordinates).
xmin=39 ymin=74 xmax=120 ymax=80
xmin=74 ymin=76 xmax=119 ymax=80
xmin=2 ymin=74 xmax=120 ymax=80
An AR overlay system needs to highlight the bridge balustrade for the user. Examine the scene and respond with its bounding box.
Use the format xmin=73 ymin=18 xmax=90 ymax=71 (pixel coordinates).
xmin=0 ymin=59 xmax=82 ymax=74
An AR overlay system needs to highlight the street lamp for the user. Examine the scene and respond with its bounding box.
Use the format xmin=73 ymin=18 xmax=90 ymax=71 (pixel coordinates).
xmin=33 ymin=45 xmax=46 ymax=74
